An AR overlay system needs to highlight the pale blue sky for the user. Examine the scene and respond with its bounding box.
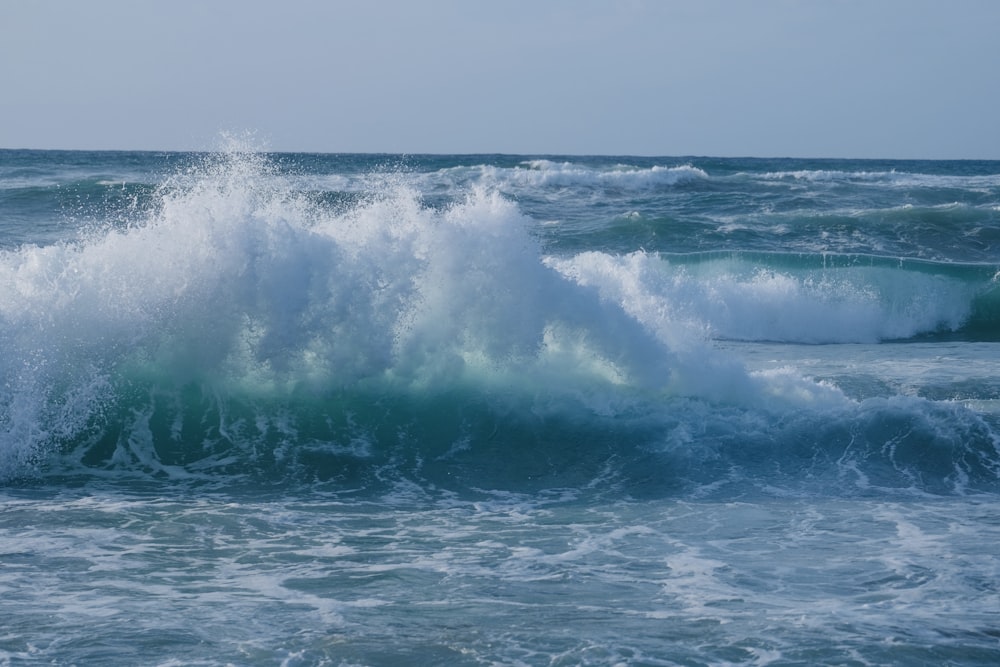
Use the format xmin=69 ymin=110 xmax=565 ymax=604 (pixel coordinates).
xmin=2 ymin=0 xmax=998 ymax=158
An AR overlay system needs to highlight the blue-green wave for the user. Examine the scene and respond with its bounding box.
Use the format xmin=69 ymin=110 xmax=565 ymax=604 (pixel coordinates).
xmin=2 ymin=151 xmax=998 ymax=496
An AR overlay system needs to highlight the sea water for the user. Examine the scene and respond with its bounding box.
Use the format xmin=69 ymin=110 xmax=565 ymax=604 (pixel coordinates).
xmin=1 ymin=147 xmax=998 ymax=665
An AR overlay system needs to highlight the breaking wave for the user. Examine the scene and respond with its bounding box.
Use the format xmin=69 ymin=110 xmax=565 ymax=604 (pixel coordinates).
xmin=1 ymin=151 xmax=997 ymax=496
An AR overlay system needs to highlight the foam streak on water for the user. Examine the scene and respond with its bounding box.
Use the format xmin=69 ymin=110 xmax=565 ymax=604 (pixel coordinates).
xmin=2 ymin=488 xmax=999 ymax=666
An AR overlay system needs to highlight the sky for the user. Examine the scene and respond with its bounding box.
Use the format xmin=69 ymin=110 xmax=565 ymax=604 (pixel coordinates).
xmin=1 ymin=0 xmax=998 ymax=159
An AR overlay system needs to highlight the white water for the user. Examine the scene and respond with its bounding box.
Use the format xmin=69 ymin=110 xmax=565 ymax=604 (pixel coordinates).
xmin=1 ymin=151 xmax=878 ymax=481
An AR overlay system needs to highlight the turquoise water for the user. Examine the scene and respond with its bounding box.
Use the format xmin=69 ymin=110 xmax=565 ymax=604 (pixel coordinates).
xmin=1 ymin=149 xmax=999 ymax=665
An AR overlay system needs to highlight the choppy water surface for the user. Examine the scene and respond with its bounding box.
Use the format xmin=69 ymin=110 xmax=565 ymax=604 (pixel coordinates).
xmin=1 ymin=148 xmax=998 ymax=665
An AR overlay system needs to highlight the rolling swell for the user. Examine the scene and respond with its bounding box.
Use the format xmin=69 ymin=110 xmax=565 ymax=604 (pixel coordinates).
xmin=549 ymin=250 xmax=1000 ymax=344
xmin=1 ymin=151 xmax=998 ymax=496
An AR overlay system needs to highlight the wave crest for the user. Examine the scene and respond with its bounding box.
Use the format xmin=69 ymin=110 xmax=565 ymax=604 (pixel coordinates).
xmin=490 ymin=160 xmax=709 ymax=190
xmin=548 ymin=250 xmax=995 ymax=344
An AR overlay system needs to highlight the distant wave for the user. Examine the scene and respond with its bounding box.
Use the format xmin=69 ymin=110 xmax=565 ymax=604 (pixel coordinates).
xmin=479 ymin=160 xmax=709 ymax=190
xmin=754 ymin=169 xmax=1000 ymax=190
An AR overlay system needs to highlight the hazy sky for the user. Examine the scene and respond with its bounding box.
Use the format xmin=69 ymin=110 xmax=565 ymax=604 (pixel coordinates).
xmin=2 ymin=0 xmax=998 ymax=158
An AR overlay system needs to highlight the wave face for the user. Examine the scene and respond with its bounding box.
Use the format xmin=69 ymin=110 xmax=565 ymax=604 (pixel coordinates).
xmin=0 ymin=150 xmax=999 ymax=496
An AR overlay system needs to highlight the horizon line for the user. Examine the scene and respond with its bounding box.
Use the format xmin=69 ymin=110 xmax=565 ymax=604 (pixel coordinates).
xmin=2 ymin=146 xmax=998 ymax=162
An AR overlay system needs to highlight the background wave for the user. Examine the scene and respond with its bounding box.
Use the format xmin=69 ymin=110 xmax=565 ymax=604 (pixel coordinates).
xmin=550 ymin=250 xmax=1000 ymax=344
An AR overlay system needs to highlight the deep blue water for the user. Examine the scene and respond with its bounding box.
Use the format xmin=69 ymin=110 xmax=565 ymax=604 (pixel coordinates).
xmin=1 ymin=148 xmax=999 ymax=665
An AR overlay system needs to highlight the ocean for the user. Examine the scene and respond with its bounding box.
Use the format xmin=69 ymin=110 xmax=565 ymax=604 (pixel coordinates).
xmin=1 ymin=147 xmax=998 ymax=666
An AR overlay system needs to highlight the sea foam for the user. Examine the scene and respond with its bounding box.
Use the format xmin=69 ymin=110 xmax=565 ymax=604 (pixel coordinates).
xmin=548 ymin=250 xmax=981 ymax=344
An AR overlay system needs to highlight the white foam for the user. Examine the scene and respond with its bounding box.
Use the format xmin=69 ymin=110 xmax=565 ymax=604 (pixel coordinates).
xmin=547 ymin=250 xmax=977 ymax=345
xmin=754 ymin=168 xmax=1000 ymax=191
xmin=484 ymin=160 xmax=709 ymax=190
